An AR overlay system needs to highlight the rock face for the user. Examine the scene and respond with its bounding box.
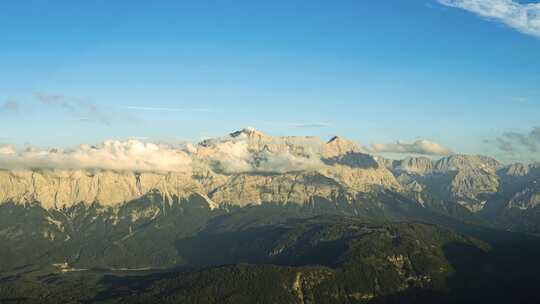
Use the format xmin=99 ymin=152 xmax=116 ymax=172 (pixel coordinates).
xmin=498 ymin=163 xmax=540 ymax=211
xmin=434 ymin=155 xmax=501 ymax=172
xmin=205 ymin=172 xmax=350 ymax=207
xmin=0 ymin=129 xmax=401 ymax=210
xmin=389 ymin=155 xmax=501 ymax=212
xmin=1 ymin=129 xmax=540 ymax=234
xmin=0 ymin=170 xmax=204 ymax=209
xmin=507 ymin=181 xmax=540 ymax=210
xmin=393 ymin=157 xmax=434 ymax=175
xmin=388 ymin=155 xmax=540 ymax=232
xmin=323 ymin=136 xmax=363 ymax=158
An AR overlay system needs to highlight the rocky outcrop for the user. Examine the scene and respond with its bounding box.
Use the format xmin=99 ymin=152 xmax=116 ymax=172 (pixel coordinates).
xmin=1 ymin=128 xmax=538 ymax=222
xmin=434 ymin=155 xmax=501 ymax=173
xmin=0 ymin=169 xmax=205 ymax=209
xmin=0 ymin=129 xmax=405 ymax=210
xmin=392 ymin=157 xmax=434 ymax=175
xmin=389 ymin=155 xmax=502 ymax=212
xmin=323 ymin=136 xmax=362 ymax=158
xmin=507 ymin=181 xmax=540 ymax=210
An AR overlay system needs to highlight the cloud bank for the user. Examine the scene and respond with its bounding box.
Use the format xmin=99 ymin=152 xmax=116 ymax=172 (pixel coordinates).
xmin=438 ymin=0 xmax=540 ymax=38
xmin=367 ymin=140 xmax=453 ymax=156
xmin=201 ymin=129 xmax=326 ymax=174
xmin=0 ymin=129 xmax=454 ymax=173
xmin=207 ymin=141 xmax=324 ymax=174
xmin=0 ymin=140 xmax=193 ymax=172
xmin=0 ymin=130 xmax=326 ymax=174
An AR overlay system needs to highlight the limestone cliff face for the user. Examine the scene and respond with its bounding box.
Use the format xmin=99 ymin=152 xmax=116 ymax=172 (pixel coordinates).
xmin=388 ymin=155 xmax=540 ymax=213
xmin=207 ymin=172 xmax=351 ymax=207
xmin=389 ymin=155 xmax=502 ymax=212
xmin=435 ymin=155 xmax=501 ymax=202
xmin=323 ymin=136 xmax=362 ymax=158
xmin=501 ymin=163 xmax=531 ymax=178
xmin=0 ymin=129 xmax=404 ymax=209
xmin=319 ymin=164 xmax=401 ymax=193
xmin=449 ymin=169 xmax=499 ymax=201
xmin=507 ymin=181 xmax=540 ymax=210
xmin=434 ymin=155 xmax=501 ymax=173
xmin=0 ymin=129 xmax=401 ymax=208
xmin=499 ymin=164 xmax=540 ymax=210
xmin=0 ymin=165 xmax=400 ymax=210
xmin=0 ymin=170 xmax=204 ymax=209
xmin=392 ymin=157 xmax=434 ymax=175
xmin=12 ymin=129 xmax=534 ymax=213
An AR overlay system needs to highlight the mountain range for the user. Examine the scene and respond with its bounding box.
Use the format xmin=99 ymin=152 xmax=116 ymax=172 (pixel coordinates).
xmin=1 ymin=128 xmax=540 ymax=303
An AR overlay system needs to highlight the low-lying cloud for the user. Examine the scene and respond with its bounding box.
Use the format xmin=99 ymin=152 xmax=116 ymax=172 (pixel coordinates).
xmin=0 ymin=140 xmax=193 ymax=172
xmin=438 ymin=0 xmax=540 ymax=38
xmin=0 ymin=130 xmax=456 ymax=173
xmin=208 ymin=142 xmax=324 ymax=174
xmin=0 ymin=130 xmax=327 ymax=174
xmin=367 ymin=140 xmax=453 ymax=156
xmin=202 ymin=130 xmax=326 ymax=174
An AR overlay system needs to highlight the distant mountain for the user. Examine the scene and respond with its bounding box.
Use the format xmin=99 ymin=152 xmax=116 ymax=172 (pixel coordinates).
xmin=387 ymin=155 xmax=540 ymax=233
xmin=0 ymin=128 xmax=400 ymax=210
xmin=1 ymin=129 xmax=540 ymax=303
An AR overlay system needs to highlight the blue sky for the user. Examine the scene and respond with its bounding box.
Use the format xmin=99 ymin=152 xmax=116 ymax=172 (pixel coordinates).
xmin=0 ymin=0 xmax=539 ymax=163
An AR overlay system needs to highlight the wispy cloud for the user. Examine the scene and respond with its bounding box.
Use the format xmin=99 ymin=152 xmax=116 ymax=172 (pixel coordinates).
xmin=0 ymin=140 xmax=193 ymax=172
xmin=34 ymin=92 xmax=114 ymax=125
xmin=0 ymin=100 xmax=25 ymax=114
xmin=123 ymin=106 xmax=211 ymax=112
xmin=438 ymin=0 xmax=540 ymax=38
xmin=496 ymin=127 xmax=540 ymax=153
xmin=366 ymin=139 xmax=453 ymax=156
xmin=263 ymin=122 xmax=333 ymax=128
xmin=291 ymin=123 xmax=332 ymax=128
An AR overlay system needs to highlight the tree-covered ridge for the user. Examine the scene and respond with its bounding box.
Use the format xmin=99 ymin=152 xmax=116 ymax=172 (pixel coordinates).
xmin=6 ymin=214 xmax=540 ymax=304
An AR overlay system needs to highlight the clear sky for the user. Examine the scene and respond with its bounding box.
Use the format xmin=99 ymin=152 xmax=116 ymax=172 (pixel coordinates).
xmin=0 ymin=0 xmax=539 ymax=163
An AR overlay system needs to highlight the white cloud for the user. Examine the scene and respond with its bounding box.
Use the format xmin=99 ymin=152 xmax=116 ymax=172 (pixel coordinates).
xmin=0 ymin=130 xmax=326 ymax=174
xmin=0 ymin=129 xmax=455 ymax=173
xmin=0 ymin=145 xmax=17 ymax=155
xmin=0 ymin=140 xmax=193 ymax=172
xmin=206 ymin=140 xmax=254 ymax=173
xmin=438 ymin=0 xmax=540 ymax=37
xmin=202 ymin=131 xmax=325 ymax=174
xmin=367 ymin=140 xmax=453 ymax=155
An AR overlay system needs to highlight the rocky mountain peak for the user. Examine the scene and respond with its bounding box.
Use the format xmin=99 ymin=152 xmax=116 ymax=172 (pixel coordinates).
xmin=323 ymin=136 xmax=362 ymax=158
xmin=434 ymin=154 xmax=501 ymax=173
xmin=500 ymin=163 xmax=530 ymax=177
xmin=393 ymin=157 xmax=434 ymax=175
xmin=229 ymin=127 xmax=267 ymax=139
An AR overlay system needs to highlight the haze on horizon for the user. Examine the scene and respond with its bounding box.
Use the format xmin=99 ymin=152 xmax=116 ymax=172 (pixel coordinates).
xmin=1 ymin=0 xmax=539 ymax=164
